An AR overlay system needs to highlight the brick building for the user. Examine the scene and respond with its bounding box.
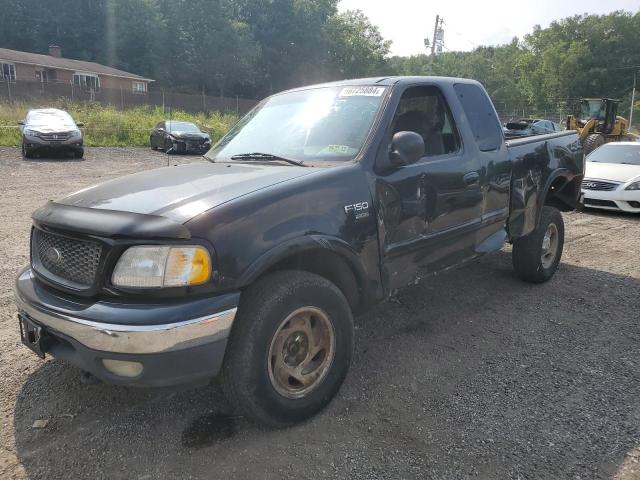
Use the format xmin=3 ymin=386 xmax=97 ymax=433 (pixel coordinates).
xmin=0 ymin=45 xmax=153 ymax=93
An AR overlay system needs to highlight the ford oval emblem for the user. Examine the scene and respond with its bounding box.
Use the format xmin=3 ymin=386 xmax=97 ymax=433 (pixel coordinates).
xmin=45 ymin=247 xmax=62 ymax=264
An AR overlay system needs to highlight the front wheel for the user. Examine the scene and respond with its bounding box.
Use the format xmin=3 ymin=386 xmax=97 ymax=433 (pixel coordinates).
xmin=512 ymin=206 xmax=564 ymax=283
xmin=164 ymin=137 xmax=175 ymax=154
xmin=583 ymin=133 xmax=605 ymax=155
xmin=22 ymin=143 xmax=33 ymax=159
xmin=220 ymin=270 xmax=353 ymax=427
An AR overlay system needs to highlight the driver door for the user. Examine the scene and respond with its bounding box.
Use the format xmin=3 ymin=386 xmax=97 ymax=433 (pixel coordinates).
xmin=375 ymin=85 xmax=484 ymax=291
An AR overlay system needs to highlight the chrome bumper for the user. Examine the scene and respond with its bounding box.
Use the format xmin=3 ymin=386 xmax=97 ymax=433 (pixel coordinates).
xmin=14 ymin=269 xmax=237 ymax=355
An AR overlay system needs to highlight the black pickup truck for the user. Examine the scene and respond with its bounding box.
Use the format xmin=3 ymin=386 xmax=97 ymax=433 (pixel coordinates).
xmin=15 ymin=77 xmax=584 ymax=427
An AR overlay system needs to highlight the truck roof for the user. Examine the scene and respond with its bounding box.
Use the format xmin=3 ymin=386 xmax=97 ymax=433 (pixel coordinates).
xmin=278 ymin=76 xmax=481 ymax=95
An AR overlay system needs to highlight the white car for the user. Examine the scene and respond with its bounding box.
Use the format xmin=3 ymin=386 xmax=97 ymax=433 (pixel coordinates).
xmin=581 ymin=142 xmax=640 ymax=213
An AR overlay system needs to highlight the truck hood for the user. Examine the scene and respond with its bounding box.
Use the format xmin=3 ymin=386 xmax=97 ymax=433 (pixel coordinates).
xmin=585 ymin=161 xmax=640 ymax=183
xmin=58 ymin=162 xmax=317 ymax=223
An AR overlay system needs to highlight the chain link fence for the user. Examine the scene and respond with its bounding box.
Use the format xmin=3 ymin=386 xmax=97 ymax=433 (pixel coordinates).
xmin=496 ymin=110 xmax=567 ymax=126
xmin=0 ymin=80 xmax=258 ymax=115
xmin=496 ymin=102 xmax=640 ymax=133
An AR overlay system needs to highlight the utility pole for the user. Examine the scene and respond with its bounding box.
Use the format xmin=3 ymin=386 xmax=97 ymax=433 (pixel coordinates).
xmin=425 ymin=15 xmax=444 ymax=57
xmin=430 ymin=15 xmax=441 ymax=57
xmin=630 ymin=70 xmax=636 ymax=128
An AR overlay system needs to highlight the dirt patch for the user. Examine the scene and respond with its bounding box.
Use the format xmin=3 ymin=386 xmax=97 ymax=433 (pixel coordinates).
xmin=1 ymin=147 xmax=639 ymax=479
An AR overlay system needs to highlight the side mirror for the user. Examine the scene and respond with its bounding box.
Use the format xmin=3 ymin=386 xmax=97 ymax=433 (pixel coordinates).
xmin=157 ymin=127 xmax=165 ymax=132
xmin=76 ymin=122 xmax=84 ymax=127
xmin=17 ymin=120 xmax=24 ymax=125
xmin=389 ymin=131 xmax=425 ymax=166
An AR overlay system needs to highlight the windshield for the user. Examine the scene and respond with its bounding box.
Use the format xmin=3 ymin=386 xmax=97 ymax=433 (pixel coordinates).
xmin=26 ymin=110 xmax=76 ymax=129
xmin=580 ymin=100 xmax=605 ymax=120
xmin=167 ymin=121 xmax=200 ymax=133
xmin=587 ymin=145 xmax=640 ymax=165
xmin=206 ymin=85 xmax=387 ymax=163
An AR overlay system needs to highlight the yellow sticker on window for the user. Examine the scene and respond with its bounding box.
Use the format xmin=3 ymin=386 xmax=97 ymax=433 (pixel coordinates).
xmin=325 ymin=145 xmax=350 ymax=154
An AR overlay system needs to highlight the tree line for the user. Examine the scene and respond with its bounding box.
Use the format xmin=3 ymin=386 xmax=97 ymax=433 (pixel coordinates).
xmin=0 ymin=0 xmax=390 ymax=98
xmin=391 ymin=10 xmax=640 ymax=119
xmin=0 ymin=1 xmax=638 ymax=120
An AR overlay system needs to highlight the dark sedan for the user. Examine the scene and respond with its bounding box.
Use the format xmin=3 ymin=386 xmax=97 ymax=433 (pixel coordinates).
xmin=150 ymin=120 xmax=211 ymax=154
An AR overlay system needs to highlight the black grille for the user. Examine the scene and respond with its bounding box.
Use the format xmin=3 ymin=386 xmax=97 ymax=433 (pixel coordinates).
xmin=39 ymin=132 xmax=72 ymax=143
xmin=581 ymin=179 xmax=619 ymax=191
xmin=32 ymin=228 xmax=102 ymax=288
xmin=584 ymin=198 xmax=618 ymax=208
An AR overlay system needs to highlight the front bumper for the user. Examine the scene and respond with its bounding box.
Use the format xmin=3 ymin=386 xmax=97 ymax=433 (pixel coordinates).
xmin=23 ymin=135 xmax=83 ymax=151
xmin=14 ymin=267 xmax=239 ymax=387
xmin=581 ymin=188 xmax=640 ymax=213
xmin=169 ymin=138 xmax=210 ymax=154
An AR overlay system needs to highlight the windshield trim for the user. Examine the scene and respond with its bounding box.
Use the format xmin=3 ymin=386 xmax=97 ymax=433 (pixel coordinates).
xmin=205 ymin=83 xmax=392 ymax=166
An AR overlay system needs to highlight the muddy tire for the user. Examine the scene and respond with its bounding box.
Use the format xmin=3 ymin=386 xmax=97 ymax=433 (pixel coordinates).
xmin=583 ymin=133 xmax=605 ymax=155
xmin=220 ymin=270 xmax=353 ymax=428
xmin=512 ymin=206 xmax=564 ymax=283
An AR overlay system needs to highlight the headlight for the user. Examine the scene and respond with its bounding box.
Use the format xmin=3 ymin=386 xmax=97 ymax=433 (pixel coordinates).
xmin=23 ymin=129 xmax=39 ymax=137
xmin=625 ymin=181 xmax=640 ymax=191
xmin=112 ymin=245 xmax=211 ymax=288
xmin=70 ymin=129 xmax=82 ymax=138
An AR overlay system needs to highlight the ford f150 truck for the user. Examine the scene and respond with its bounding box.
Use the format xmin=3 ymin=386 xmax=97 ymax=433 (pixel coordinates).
xmin=15 ymin=77 xmax=584 ymax=427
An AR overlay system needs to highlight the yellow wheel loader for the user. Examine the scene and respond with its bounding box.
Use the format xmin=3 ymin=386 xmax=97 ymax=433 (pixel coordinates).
xmin=566 ymin=98 xmax=633 ymax=155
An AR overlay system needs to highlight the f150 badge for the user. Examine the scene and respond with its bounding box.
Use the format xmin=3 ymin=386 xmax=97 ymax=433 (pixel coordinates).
xmin=344 ymin=202 xmax=370 ymax=221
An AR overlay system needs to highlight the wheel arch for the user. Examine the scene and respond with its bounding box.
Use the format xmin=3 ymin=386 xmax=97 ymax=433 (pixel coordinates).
xmin=538 ymin=169 xmax=582 ymax=222
xmin=237 ymin=235 xmax=371 ymax=313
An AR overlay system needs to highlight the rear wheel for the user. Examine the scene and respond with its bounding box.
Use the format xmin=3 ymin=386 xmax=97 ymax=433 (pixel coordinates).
xmin=220 ymin=270 xmax=353 ymax=427
xmin=583 ymin=133 xmax=605 ymax=155
xmin=512 ymin=206 xmax=564 ymax=283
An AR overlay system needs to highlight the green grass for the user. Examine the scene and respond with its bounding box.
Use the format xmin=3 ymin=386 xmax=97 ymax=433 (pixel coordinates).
xmin=0 ymin=100 xmax=239 ymax=147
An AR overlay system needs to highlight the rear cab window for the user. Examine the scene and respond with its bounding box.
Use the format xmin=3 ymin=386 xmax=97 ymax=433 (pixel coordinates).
xmin=453 ymin=83 xmax=503 ymax=152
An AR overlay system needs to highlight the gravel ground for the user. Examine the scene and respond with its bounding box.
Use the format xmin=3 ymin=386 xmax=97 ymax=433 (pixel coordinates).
xmin=1 ymin=147 xmax=639 ymax=480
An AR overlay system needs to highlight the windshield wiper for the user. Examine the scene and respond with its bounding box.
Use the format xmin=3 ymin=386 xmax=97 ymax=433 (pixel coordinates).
xmin=230 ymin=152 xmax=306 ymax=167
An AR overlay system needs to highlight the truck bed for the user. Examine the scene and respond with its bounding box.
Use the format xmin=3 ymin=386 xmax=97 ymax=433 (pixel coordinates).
xmin=505 ymin=130 xmax=584 ymax=239
xmin=505 ymin=130 xmax=578 ymax=148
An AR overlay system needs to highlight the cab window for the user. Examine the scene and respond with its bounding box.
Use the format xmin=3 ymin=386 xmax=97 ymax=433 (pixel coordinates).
xmin=391 ymin=86 xmax=460 ymax=157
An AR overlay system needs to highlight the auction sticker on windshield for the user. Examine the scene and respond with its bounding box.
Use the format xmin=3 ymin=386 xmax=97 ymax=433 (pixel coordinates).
xmin=339 ymin=86 xmax=386 ymax=97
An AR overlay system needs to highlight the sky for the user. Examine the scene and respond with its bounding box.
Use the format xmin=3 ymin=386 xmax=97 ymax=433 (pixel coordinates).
xmin=338 ymin=0 xmax=640 ymax=56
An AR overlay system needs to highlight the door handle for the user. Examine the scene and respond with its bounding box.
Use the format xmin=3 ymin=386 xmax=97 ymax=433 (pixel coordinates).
xmin=463 ymin=171 xmax=480 ymax=186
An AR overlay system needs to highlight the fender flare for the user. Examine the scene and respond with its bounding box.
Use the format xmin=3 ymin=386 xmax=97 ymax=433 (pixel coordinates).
xmin=536 ymin=168 xmax=575 ymax=224
xmin=237 ymin=234 xmax=369 ymax=290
